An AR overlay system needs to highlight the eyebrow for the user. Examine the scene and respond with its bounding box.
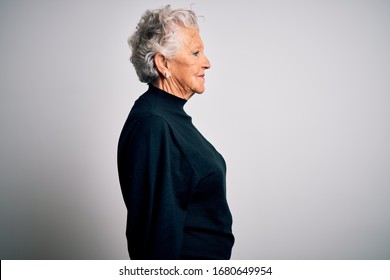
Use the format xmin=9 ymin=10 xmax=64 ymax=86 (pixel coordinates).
xmin=184 ymin=43 xmax=203 ymax=52
xmin=191 ymin=43 xmax=204 ymax=49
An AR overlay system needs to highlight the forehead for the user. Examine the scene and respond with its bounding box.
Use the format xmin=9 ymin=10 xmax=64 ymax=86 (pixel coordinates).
xmin=178 ymin=27 xmax=203 ymax=48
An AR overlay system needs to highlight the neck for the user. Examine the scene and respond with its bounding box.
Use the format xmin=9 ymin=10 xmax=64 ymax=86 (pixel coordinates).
xmin=154 ymin=78 xmax=194 ymax=100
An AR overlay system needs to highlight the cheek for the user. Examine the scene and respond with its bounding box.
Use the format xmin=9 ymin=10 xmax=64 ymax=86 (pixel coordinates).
xmin=171 ymin=58 xmax=199 ymax=84
xmin=180 ymin=65 xmax=197 ymax=80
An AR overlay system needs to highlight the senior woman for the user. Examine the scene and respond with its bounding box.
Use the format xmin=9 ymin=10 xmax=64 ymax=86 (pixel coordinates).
xmin=117 ymin=5 xmax=234 ymax=260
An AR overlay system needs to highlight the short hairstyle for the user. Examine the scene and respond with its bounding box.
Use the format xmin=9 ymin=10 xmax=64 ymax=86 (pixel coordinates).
xmin=128 ymin=5 xmax=199 ymax=84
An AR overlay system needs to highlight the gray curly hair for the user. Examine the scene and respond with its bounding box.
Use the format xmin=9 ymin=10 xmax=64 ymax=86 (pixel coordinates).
xmin=128 ymin=5 xmax=199 ymax=84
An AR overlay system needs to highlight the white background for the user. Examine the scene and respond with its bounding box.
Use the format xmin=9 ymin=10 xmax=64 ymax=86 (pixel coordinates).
xmin=1 ymin=0 xmax=389 ymax=259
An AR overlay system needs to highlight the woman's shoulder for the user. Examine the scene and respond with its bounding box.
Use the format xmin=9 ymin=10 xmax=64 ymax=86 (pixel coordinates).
xmin=123 ymin=108 xmax=170 ymax=136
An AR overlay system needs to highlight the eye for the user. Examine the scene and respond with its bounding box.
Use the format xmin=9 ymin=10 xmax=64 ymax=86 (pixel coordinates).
xmin=192 ymin=51 xmax=200 ymax=57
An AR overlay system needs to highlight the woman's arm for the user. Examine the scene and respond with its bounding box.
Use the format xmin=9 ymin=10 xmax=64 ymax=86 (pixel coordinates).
xmin=118 ymin=114 xmax=192 ymax=259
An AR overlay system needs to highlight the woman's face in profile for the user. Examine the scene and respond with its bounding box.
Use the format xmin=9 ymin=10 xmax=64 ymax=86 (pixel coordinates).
xmin=168 ymin=27 xmax=211 ymax=94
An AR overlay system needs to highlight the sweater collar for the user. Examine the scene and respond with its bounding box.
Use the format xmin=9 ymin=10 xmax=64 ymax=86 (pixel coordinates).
xmin=147 ymin=84 xmax=188 ymax=108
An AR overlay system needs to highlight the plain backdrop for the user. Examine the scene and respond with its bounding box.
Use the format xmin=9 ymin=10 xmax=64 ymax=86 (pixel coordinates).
xmin=1 ymin=0 xmax=389 ymax=259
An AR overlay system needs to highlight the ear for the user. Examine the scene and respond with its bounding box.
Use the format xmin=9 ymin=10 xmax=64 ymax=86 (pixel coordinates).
xmin=154 ymin=53 xmax=169 ymax=77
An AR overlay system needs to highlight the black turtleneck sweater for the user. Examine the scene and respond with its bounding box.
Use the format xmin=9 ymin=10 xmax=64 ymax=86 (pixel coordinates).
xmin=117 ymin=85 xmax=234 ymax=259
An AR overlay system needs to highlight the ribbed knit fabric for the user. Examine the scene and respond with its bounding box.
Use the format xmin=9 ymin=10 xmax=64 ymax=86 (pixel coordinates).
xmin=117 ymin=84 xmax=234 ymax=259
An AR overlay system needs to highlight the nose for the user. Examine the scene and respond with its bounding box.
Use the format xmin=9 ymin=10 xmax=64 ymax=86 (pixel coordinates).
xmin=203 ymin=53 xmax=211 ymax=69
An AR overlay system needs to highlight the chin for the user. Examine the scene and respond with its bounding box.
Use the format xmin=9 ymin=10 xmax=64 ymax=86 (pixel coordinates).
xmin=193 ymin=87 xmax=206 ymax=94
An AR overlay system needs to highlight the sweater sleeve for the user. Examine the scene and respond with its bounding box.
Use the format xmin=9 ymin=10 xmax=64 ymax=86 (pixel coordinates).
xmin=118 ymin=114 xmax=192 ymax=259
